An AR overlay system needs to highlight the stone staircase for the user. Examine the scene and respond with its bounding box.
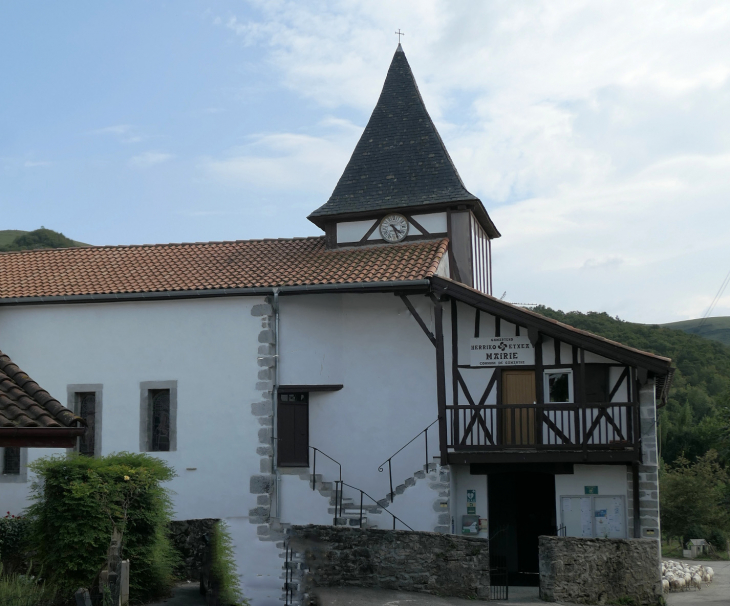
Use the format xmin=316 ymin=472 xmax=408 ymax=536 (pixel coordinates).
xmin=375 ymin=460 xmax=449 ymax=509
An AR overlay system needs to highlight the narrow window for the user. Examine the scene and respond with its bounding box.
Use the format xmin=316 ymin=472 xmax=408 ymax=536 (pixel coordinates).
xmin=544 ymin=370 xmax=574 ymax=403
xmin=150 ymin=389 xmax=171 ymax=452
xmin=76 ymin=392 xmax=96 ymax=456
xmin=3 ymin=447 xmax=21 ymax=475
xmin=277 ymin=392 xmax=309 ymax=466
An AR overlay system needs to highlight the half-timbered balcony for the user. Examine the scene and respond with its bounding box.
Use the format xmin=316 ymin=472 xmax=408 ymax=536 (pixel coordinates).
xmin=446 ymin=400 xmax=639 ymax=460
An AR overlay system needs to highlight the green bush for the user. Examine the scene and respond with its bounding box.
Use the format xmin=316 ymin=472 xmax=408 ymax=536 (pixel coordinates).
xmin=210 ymin=522 xmax=247 ymax=606
xmin=0 ymin=563 xmax=55 ymax=606
xmin=0 ymin=515 xmax=30 ymax=573
xmin=25 ymin=452 xmax=177 ymax=603
xmin=708 ymin=528 xmax=728 ymax=551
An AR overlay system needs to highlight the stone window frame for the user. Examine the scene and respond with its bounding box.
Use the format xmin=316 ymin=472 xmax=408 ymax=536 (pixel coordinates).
xmin=67 ymin=384 xmax=103 ymax=456
xmin=0 ymin=447 xmax=28 ymax=483
xmin=139 ymin=381 xmax=178 ymax=452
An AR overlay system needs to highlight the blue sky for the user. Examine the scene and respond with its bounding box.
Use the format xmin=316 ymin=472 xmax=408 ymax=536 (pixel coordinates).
xmin=2 ymin=1 xmax=730 ymax=323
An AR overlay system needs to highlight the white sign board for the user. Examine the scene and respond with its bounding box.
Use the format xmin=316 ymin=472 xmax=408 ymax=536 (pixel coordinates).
xmin=469 ymin=336 xmax=535 ymax=367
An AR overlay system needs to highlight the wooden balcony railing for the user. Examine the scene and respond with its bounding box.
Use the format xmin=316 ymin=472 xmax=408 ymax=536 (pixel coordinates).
xmin=445 ymin=401 xmax=638 ymax=451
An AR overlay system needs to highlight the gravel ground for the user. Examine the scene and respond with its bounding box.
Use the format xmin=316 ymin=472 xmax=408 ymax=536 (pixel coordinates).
xmin=314 ymin=586 xmax=583 ymax=605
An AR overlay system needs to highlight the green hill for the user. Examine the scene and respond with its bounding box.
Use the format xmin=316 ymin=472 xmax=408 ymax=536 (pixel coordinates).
xmin=531 ymin=306 xmax=730 ymax=466
xmin=0 ymin=228 xmax=87 ymax=251
xmin=0 ymin=230 xmax=28 ymax=247
xmin=663 ymin=317 xmax=730 ymax=349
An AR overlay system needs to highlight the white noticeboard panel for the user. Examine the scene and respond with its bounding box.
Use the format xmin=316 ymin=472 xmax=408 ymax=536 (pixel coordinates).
xmin=594 ymin=496 xmax=625 ymax=538
xmin=561 ymin=495 xmax=626 ymax=539
xmin=470 ymin=336 xmax=535 ymax=367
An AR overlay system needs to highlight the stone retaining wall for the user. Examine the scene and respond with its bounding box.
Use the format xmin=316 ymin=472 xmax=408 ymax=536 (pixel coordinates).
xmin=169 ymin=518 xmax=218 ymax=581
xmin=289 ymin=525 xmax=489 ymax=602
xmin=539 ymin=536 xmax=662 ymax=605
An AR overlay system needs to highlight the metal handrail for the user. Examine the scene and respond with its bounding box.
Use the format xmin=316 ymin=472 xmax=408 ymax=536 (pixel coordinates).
xmin=309 ymin=446 xmax=343 ymax=519
xmin=377 ymin=418 xmax=439 ymax=503
xmin=336 ymin=480 xmax=414 ymax=531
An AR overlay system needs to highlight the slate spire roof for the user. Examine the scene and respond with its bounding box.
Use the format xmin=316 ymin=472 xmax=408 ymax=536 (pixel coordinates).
xmin=308 ymin=45 xmax=500 ymax=238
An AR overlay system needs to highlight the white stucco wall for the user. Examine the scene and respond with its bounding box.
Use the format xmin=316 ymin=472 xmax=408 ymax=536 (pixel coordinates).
xmin=278 ymin=293 xmax=440 ymax=511
xmin=0 ymin=297 xmax=263 ymax=518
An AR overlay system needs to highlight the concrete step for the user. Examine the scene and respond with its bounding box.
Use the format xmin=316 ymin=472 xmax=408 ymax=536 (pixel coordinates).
xmin=333 ymin=516 xmax=368 ymax=527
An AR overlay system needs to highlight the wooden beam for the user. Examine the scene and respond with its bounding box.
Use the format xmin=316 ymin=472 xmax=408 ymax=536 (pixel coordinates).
xmin=358 ymin=219 xmax=380 ymax=243
xmin=278 ymin=384 xmax=344 ymax=393
xmin=399 ymin=295 xmax=437 ymax=347
xmin=0 ymin=427 xmax=85 ymax=448
xmin=404 ymin=214 xmax=431 ymax=236
xmin=451 ymin=299 xmax=460 ymax=447
xmin=430 ymin=277 xmax=672 ymax=375
xmin=434 ymin=299 xmax=449 ymax=462
xmin=447 ymin=450 xmax=640 ymax=465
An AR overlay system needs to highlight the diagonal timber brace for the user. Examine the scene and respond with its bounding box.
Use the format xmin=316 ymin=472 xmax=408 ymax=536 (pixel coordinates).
xmin=399 ymin=295 xmax=437 ymax=347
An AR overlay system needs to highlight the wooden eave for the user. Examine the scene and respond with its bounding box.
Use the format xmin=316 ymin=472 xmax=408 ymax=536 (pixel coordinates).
xmin=430 ymin=276 xmax=673 ymax=377
xmin=0 ymin=427 xmax=85 ymax=448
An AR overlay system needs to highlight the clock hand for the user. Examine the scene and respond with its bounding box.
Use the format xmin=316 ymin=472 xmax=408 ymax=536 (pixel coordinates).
xmin=391 ymin=224 xmax=401 ymax=238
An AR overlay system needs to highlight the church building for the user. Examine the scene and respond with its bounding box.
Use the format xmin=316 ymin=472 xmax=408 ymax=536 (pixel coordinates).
xmin=0 ymin=45 xmax=671 ymax=604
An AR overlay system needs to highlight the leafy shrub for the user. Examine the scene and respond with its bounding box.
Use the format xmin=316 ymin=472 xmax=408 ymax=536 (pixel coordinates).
xmin=708 ymin=528 xmax=728 ymax=551
xmin=0 ymin=562 xmax=56 ymax=606
xmin=0 ymin=514 xmax=30 ymax=573
xmin=210 ymin=522 xmax=247 ymax=606
xmin=660 ymin=451 xmax=730 ymax=544
xmin=25 ymin=452 xmax=177 ymax=603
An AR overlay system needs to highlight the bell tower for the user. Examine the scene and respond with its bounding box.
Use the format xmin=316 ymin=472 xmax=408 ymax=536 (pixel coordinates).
xmin=308 ymin=45 xmax=499 ymax=294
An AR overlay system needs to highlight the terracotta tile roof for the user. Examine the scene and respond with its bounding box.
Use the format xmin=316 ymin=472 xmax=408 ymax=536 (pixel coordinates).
xmin=0 ymin=351 xmax=78 ymax=428
xmin=0 ymin=237 xmax=448 ymax=300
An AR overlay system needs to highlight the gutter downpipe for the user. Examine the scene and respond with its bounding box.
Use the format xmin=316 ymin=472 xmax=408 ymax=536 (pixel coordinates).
xmin=272 ymin=288 xmax=281 ymax=519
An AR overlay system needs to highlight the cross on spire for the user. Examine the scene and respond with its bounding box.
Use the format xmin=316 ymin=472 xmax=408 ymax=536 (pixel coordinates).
xmin=395 ymin=29 xmax=404 ymax=43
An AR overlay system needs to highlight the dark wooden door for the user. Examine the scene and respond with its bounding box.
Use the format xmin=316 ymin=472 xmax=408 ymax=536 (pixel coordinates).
xmin=277 ymin=393 xmax=309 ymax=466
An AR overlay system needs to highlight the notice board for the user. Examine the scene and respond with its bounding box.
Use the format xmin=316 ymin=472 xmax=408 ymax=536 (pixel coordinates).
xmin=560 ymin=495 xmax=626 ymax=539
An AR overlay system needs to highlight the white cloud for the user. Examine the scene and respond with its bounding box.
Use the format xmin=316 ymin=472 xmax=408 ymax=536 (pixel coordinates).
xmin=23 ymin=160 xmax=51 ymax=168
xmin=213 ymin=0 xmax=730 ymax=322
xmin=90 ymin=124 xmax=145 ymax=143
xmin=129 ymin=151 xmax=175 ymax=168
xmin=201 ymin=118 xmax=361 ymax=192
xmin=90 ymin=124 xmax=133 ymax=136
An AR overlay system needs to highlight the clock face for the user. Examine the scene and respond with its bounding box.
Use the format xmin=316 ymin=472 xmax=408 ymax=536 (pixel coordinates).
xmin=379 ymin=214 xmax=409 ymax=243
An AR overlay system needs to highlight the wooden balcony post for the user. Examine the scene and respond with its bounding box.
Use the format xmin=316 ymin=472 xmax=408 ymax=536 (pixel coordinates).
xmin=433 ymin=297 xmax=448 ymax=462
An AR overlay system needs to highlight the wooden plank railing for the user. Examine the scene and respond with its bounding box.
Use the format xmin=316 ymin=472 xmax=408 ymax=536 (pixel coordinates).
xmin=445 ymin=401 xmax=637 ymax=451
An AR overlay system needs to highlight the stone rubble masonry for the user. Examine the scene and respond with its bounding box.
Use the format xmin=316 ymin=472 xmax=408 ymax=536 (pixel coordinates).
xmin=539 ymin=536 xmax=662 ymax=605
xmin=249 ymin=297 xmax=284 ymax=542
xmin=168 ymin=518 xmax=219 ymax=581
xmin=627 ymin=381 xmax=661 ymax=540
xmin=288 ymin=525 xmax=490 ymax=602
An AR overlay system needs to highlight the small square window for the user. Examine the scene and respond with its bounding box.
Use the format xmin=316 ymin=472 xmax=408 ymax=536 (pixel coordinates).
xmin=545 ymin=370 xmax=574 ymax=403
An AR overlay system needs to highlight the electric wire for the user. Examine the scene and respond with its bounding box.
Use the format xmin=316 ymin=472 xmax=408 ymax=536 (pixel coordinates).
xmin=698 ymin=267 xmax=730 ymax=329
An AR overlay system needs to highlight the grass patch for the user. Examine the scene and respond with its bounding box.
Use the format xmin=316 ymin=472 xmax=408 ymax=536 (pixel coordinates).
xmin=0 ymin=563 xmax=56 ymax=606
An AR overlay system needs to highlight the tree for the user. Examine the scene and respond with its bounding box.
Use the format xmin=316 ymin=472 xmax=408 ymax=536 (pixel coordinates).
xmin=660 ymin=450 xmax=729 ymax=545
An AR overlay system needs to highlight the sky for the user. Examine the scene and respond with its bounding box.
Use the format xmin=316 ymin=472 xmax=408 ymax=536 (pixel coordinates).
xmin=1 ymin=1 xmax=729 ymax=324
